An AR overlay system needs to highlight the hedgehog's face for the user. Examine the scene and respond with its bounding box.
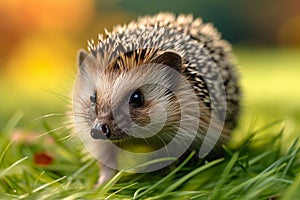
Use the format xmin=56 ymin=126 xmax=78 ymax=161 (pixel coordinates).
xmin=73 ymin=49 xmax=184 ymax=143
xmin=86 ymin=87 xmax=154 ymax=141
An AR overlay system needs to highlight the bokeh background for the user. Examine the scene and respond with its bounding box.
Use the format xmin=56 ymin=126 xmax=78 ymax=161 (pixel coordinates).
xmin=0 ymin=0 xmax=299 ymax=142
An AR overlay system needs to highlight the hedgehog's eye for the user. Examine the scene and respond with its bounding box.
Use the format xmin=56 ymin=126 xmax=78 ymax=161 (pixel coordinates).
xmin=90 ymin=92 xmax=97 ymax=104
xmin=129 ymin=90 xmax=144 ymax=107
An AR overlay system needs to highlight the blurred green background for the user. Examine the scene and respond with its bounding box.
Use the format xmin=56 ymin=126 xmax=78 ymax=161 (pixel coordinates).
xmin=0 ymin=0 xmax=299 ymax=142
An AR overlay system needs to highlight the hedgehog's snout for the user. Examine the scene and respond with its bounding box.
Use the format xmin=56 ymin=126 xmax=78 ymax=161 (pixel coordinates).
xmin=91 ymin=123 xmax=111 ymax=140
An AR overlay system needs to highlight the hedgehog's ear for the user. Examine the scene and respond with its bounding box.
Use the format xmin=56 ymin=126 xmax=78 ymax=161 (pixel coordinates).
xmin=151 ymin=51 xmax=182 ymax=71
xmin=77 ymin=49 xmax=88 ymax=70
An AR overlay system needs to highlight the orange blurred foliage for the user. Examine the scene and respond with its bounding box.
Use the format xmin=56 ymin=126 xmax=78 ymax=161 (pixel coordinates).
xmin=0 ymin=0 xmax=96 ymax=98
xmin=0 ymin=0 xmax=94 ymax=65
xmin=278 ymin=15 xmax=300 ymax=46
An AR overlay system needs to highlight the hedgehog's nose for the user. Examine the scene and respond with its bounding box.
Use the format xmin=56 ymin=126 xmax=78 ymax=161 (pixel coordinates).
xmin=90 ymin=123 xmax=111 ymax=140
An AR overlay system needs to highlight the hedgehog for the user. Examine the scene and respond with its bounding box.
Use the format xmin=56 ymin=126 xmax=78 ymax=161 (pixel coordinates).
xmin=72 ymin=12 xmax=241 ymax=186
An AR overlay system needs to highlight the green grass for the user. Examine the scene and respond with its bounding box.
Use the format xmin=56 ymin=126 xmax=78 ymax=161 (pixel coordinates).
xmin=0 ymin=111 xmax=299 ymax=199
xmin=1 ymin=47 xmax=300 ymax=199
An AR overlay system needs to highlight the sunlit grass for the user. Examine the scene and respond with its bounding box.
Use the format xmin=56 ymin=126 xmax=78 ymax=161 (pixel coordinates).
xmin=0 ymin=112 xmax=299 ymax=199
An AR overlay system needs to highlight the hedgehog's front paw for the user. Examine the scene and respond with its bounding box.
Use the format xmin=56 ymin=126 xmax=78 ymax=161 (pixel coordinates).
xmin=94 ymin=164 xmax=116 ymax=188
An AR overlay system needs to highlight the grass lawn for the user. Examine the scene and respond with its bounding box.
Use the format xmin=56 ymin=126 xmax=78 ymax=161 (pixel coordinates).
xmin=0 ymin=47 xmax=299 ymax=199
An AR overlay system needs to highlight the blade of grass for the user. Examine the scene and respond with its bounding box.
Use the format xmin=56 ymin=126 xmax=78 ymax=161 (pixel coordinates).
xmin=1 ymin=111 xmax=23 ymax=148
xmin=248 ymin=150 xmax=273 ymax=165
xmin=32 ymin=176 xmax=66 ymax=193
xmin=281 ymin=138 xmax=299 ymax=178
xmin=281 ymin=169 xmax=300 ymax=200
xmin=210 ymin=152 xmax=239 ymax=200
xmin=250 ymin=119 xmax=283 ymax=135
xmin=133 ymin=151 xmax=195 ymax=199
xmin=97 ymin=157 xmax=178 ymax=197
xmin=162 ymin=157 xmax=224 ymax=194
xmin=241 ymin=176 xmax=278 ymax=200
xmin=127 ymin=156 xmax=177 ymax=172
xmin=255 ymin=138 xmax=298 ymax=181
xmin=3 ymin=111 xmax=23 ymax=135
xmin=105 ymin=182 xmax=137 ymax=200
xmin=0 ymin=140 xmax=14 ymax=165
xmin=34 ymin=171 xmax=45 ymax=189
xmin=66 ymin=160 xmax=95 ymax=184
xmin=62 ymin=191 xmax=94 ymax=200
xmin=223 ymin=163 xmax=287 ymax=199
xmin=0 ymin=156 xmax=28 ymax=177
xmin=145 ymin=191 xmax=208 ymax=200
xmin=96 ymin=170 xmax=125 ymax=197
